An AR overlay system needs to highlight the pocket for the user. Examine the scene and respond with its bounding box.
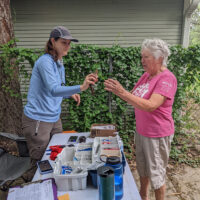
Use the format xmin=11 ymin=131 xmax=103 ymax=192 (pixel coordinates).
xmin=169 ymin=134 xmax=174 ymax=143
xmin=22 ymin=116 xmax=38 ymax=139
xmin=29 ymin=144 xmax=47 ymax=160
xmin=22 ymin=114 xmax=36 ymax=129
xmin=152 ymin=138 xmax=160 ymax=159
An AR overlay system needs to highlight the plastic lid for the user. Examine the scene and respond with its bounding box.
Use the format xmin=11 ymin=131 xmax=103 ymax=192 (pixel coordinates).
xmin=97 ymin=166 xmax=114 ymax=177
xmin=106 ymin=156 xmax=120 ymax=165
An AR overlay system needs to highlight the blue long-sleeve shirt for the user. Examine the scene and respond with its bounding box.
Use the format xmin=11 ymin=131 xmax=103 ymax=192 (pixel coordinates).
xmin=24 ymin=54 xmax=81 ymax=122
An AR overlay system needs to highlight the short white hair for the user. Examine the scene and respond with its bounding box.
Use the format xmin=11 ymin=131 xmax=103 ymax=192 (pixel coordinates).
xmin=141 ymin=38 xmax=171 ymax=66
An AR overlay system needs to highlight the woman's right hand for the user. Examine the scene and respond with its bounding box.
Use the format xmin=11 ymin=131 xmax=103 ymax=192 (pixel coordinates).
xmin=80 ymin=73 xmax=98 ymax=92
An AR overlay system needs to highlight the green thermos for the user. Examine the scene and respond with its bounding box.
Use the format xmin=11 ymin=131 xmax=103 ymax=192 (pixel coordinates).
xmin=97 ymin=166 xmax=115 ymax=200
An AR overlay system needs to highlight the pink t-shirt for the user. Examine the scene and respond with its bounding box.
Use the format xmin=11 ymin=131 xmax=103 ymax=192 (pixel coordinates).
xmin=132 ymin=69 xmax=177 ymax=138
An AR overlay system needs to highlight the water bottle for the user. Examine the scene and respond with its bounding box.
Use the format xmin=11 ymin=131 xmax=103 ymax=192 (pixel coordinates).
xmin=97 ymin=166 xmax=115 ymax=200
xmin=121 ymin=151 xmax=126 ymax=174
xmin=104 ymin=156 xmax=124 ymax=200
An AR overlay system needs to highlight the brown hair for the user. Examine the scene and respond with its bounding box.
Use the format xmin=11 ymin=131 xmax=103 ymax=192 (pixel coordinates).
xmin=45 ymin=37 xmax=59 ymax=61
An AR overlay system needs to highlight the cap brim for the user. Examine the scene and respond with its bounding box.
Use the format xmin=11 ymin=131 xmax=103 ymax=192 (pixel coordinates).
xmin=61 ymin=36 xmax=79 ymax=42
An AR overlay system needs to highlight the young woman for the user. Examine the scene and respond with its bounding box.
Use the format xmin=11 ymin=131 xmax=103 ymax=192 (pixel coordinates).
xmin=22 ymin=26 xmax=98 ymax=164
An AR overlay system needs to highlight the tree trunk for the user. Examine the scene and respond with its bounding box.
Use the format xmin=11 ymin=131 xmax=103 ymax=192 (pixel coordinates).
xmin=0 ymin=0 xmax=23 ymax=135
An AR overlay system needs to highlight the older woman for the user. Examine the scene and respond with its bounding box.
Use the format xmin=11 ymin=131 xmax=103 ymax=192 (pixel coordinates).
xmin=104 ymin=39 xmax=177 ymax=200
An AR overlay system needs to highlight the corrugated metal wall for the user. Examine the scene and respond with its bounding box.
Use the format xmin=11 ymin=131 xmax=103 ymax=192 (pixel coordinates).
xmin=11 ymin=0 xmax=183 ymax=48
xmin=11 ymin=0 xmax=184 ymax=126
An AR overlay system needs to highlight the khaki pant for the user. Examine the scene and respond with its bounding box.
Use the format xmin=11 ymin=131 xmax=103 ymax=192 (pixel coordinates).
xmin=135 ymin=131 xmax=174 ymax=189
xmin=22 ymin=113 xmax=62 ymax=161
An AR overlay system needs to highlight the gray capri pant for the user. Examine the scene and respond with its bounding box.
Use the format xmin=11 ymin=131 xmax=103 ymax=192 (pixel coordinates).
xmin=22 ymin=113 xmax=63 ymax=161
xmin=135 ymin=131 xmax=174 ymax=190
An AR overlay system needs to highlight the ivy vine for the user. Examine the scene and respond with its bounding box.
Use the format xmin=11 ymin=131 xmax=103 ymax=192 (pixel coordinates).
xmin=1 ymin=41 xmax=200 ymax=152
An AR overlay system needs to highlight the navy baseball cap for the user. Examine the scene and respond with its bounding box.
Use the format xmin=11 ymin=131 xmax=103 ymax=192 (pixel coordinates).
xmin=50 ymin=26 xmax=78 ymax=42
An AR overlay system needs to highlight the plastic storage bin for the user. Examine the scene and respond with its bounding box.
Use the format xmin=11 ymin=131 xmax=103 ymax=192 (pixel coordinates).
xmin=93 ymin=136 xmax=122 ymax=163
xmin=54 ymin=169 xmax=88 ymax=191
xmin=54 ymin=146 xmax=88 ymax=191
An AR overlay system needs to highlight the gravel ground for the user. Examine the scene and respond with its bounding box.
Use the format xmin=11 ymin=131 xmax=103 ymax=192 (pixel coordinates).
xmin=130 ymin=162 xmax=200 ymax=200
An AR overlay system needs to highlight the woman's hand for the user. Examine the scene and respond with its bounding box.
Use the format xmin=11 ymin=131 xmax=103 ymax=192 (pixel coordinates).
xmin=104 ymin=79 xmax=126 ymax=97
xmin=80 ymin=73 xmax=98 ymax=92
xmin=71 ymin=94 xmax=81 ymax=106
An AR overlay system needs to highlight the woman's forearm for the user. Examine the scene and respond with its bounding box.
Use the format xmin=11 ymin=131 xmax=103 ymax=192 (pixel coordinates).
xmin=104 ymin=78 xmax=165 ymax=112
xmin=118 ymin=90 xmax=159 ymax=112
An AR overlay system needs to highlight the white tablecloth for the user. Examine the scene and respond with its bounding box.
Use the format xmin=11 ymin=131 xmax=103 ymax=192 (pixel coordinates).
xmin=33 ymin=132 xmax=141 ymax=200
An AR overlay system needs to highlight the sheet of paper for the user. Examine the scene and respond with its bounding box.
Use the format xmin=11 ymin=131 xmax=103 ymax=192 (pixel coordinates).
xmin=7 ymin=179 xmax=55 ymax=200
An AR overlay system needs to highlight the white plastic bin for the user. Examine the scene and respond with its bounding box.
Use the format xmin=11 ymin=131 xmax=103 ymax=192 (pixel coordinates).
xmin=54 ymin=170 xmax=88 ymax=191
xmin=92 ymin=136 xmax=122 ymax=163
xmin=54 ymin=146 xmax=88 ymax=191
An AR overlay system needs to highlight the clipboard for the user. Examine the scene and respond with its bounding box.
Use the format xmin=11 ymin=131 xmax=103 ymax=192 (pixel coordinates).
xmin=7 ymin=178 xmax=58 ymax=200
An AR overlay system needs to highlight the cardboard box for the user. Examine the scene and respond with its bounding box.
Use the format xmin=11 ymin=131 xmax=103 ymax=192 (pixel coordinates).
xmin=90 ymin=124 xmax=117 ymax=137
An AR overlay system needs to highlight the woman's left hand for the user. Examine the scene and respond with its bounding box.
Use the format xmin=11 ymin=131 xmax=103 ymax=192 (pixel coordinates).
xmin=71 ymin=94 xmax=81 ymax=106
xmin=104 ymin=79 xmax=126 ymax=96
